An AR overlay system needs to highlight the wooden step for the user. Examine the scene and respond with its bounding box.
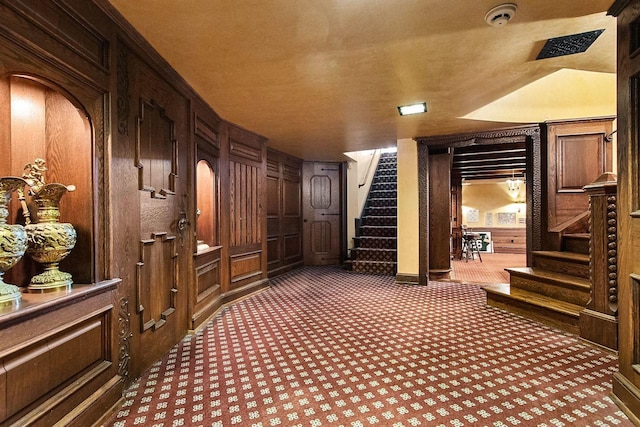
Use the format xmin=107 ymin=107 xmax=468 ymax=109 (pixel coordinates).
xmin=506 ymin=267 xmax=591 ymax=306
xmin=532 ymin=251 xmax=590 ymax=279
xmin=563 ymin=233 xmax=590 ymax=254
xmin=483 ymin=283 xmax=581 ymax=334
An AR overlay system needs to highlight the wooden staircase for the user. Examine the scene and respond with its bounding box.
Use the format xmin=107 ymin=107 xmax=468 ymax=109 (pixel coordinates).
xmin=483 ymin=233 xmax=590 ymax=334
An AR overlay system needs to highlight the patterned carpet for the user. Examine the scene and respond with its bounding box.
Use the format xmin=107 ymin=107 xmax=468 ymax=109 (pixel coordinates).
xmin=451 ymin=253 xmax=526 ymax=284
xmin=107 ymin=267 xmax=629 ymax=427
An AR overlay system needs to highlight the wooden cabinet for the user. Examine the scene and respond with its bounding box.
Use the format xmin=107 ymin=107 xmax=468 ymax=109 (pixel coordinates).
xmin=0 ymin=281 xmax=120 ymax=425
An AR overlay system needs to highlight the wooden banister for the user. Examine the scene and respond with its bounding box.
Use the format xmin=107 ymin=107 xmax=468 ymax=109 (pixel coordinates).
xmin=579 ymin=172 xmax=618 ymax=350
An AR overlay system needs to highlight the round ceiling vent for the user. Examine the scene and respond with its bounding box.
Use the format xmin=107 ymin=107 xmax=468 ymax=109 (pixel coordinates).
xmin=485 ymin=3 xmax=517 ymax=28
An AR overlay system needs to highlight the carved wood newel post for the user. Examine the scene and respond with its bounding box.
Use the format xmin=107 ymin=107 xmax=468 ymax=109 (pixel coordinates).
xmin=579 ymin=172 xmax=618 ymax=350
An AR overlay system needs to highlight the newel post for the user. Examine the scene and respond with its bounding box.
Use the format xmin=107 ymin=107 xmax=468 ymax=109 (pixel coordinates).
xmin=579 ymin=172 xmax=618 ymax=350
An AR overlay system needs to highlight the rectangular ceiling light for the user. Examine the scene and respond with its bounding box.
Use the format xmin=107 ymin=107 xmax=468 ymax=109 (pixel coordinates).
xmin=397 ymin=102 xmax=427 ymax=116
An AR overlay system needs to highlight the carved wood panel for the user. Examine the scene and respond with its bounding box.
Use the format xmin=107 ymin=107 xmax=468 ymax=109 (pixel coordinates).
xmin=1 ymin=305 xmax=111 ymax=423
xmin=230 ymin=251 xmax=262 ymax=284
xmin=546 ymin=119 xmax=613 ymax=228
xmin=557 ymin=134 xmax=606 ymax=191
xmin=266 ymin=149 xmax=302 ymax=276
xmin=230 ymin=160 xmax=261 ymax=247
xmin=192 ymin=246 xmax=222 ymax=330
xmin=136 ymin=99 xmax=177 ymax=199
xmin=136 ymin=232 xmax=177 ymax=332
xmin=115 ymin=41 xmax=192 ymax=381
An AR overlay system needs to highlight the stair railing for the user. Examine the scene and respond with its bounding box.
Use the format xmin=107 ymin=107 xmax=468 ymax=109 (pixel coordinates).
xmin=580 ymin=172 xmax=618 ymax=350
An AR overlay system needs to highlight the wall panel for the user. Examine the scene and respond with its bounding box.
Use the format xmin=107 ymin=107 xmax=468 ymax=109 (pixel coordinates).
xmin=267 ymin=148 xmax=303 ymax=277
xmin=545 ymin=118 xmax=614 ymax=229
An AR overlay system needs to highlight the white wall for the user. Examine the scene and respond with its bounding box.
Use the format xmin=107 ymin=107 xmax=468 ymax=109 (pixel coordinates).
xmin=396 ymin=139 xmax=419 ymax=277
xmin=344 ymin=149 xmax=381 ymax=251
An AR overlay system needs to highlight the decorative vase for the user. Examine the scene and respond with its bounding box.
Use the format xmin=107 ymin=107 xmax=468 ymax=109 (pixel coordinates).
xmin=26 ymin=183 xmax=77 ymax=292
xmin=0 ymin=177 xmax=28 ymax=305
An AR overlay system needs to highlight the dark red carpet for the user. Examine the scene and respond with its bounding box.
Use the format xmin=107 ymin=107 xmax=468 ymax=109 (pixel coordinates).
xmin=107 ymin=267 xmax=630 ymax=426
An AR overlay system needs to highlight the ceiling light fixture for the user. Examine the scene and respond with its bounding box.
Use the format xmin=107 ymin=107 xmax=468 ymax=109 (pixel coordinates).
xmin=397 ymin=102 xmax=427 ymax=116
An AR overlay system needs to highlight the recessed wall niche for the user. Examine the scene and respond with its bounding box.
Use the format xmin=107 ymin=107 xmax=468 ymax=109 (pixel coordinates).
xmin=1 ymin=75 xmax=94 ymax=287
xmin=196 ymin=159 xmax=217 ymax=250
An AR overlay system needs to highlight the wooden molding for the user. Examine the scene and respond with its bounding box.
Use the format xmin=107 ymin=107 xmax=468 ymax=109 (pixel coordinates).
xmin=395 ymin=274 xmax=419 ymax=285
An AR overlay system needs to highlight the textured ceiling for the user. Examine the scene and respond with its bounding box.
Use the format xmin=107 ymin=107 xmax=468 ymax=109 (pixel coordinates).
xmin=107 ymin=0 xmax=617 ymax=160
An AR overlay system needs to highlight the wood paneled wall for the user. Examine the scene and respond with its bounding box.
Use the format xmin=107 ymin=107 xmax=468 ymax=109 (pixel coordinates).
xmin=467 ymin=227 xmax=526 ymax=254
xmin=543 ymin=118 xmax=614 ymax=240
xmin=227 ymin=128 xmax=268 ymax=293
xmin=608 ymin=0 xmax=640 ymax=422
xmin=0 ymin=0 xmax=273 ymax=424
xmin=267 ymin=148 xmax=304 ymax=277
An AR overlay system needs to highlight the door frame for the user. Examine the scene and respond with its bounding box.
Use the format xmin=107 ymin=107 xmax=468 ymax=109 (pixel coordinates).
xmin=302 ymin=161 xmax=346 ymax=266
xmin=416 ymin=125 xmax=544 ymax=285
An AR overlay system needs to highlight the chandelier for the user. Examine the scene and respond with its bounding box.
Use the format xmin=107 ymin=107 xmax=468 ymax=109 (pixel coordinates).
xmin=506 ymin=171 xmax=522 ymax=198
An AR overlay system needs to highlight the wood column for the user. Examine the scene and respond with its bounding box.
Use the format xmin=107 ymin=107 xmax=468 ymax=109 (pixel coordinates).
xmin=579 ymin=172 xmax=618 ymax=350
xmin=428 ymin=149 xmax=452 ymax=280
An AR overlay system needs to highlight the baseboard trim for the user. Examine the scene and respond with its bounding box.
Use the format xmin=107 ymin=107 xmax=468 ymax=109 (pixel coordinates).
xmin=429 ymin=269 xmax=452 ymax=281
xmin=188 ymin=280 xmax=271 ymax=335
xmin=612 ymin=372 xmax=640 ymax=425
xmin=579 ymin=309 xmax=618 ymax=350
xmin=396 ymin=273 xmax=419 ymax=285
xmin=268 ymin=261 xmax=304 ymax=278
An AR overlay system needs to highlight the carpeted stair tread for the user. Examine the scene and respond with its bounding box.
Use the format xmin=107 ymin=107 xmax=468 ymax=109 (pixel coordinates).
xmin=505 ymin=267 xmax=590 ymax=290
xmin=483 ymin=283 xmax=583 ymax=318
xmin=369 ymin=190 xmax=397 ymax=197
xmin=367 ymin=198 xmax=396 ymax=203
xmin=359 ymin=226 xmax=397 ymax=237
xmin=352 ymin=260 xmax=397 ymax=275
xmin=353 ymin=236 xmax=397 ymax=249
xmin=352 ymin=248 xmax=397 ymax=261
xmin=361 ymin=216 xmax=397 ymax=226
xmin=366 ymin=207 xmax=397 ymax=213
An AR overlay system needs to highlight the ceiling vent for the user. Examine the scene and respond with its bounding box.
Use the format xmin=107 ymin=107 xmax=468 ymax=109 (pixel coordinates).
xmin=536 ymin=29 xmax=605 ymax=60
xmin=485 ymin=3 xmax=517 ymax=28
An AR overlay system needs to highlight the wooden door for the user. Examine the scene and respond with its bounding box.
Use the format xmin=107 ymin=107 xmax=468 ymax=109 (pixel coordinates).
xmin=302 ymin=162 xmax=342 ymax=265
xmin=115 ymin=46 xmax=191 ymax=379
